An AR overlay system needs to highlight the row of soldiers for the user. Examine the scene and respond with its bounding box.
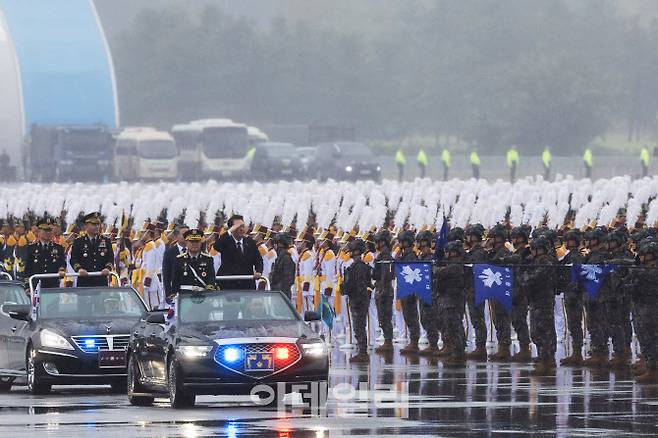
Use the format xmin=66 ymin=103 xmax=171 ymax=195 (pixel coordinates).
xmin=3 ymin=211 xmax=658 ymax=381
xmin=341 ymin=221 xmax=658 ymax=383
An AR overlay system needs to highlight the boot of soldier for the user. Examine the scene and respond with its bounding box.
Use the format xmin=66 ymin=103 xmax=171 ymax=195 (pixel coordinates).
xmin=511 ymin=344 xmax=532 ymax=363
xmin=374 ymin=340 xmax=394 ymax=354
xmin=582 ymin=353 xmax=608 ymax=368
xmin=560 ymin=352 xmax=583 ymax=367
xmin=609 ymin=352 xmax=630 ymax=369
xmin=466 ymin=345 xmax=487 ymax=361
xmin=349 ymin=351 xmax=370 ymax=364
xmin=443 ymin=355 xmax=466 ymax=368
xmin=399 ymin=340 xmax=419 ymax=355
xmin=489 ymin=345 xmax=511 ymax=362
xmin=433 ymin=343 xmax=452 ymax=358
xmin=418 ymin=344 xmax=440 ymax=356
xmin=635 ymin=369 xmax=658 ymax=384
xmin=632 ymin=358 xmax=647 ymax=376
xmin=530 ymin=359 xmax=554 ymax=377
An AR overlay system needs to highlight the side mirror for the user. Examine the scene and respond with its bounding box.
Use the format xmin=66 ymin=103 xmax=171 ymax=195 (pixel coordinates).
xmin=4 ymin=304 xmax=31 ymax=321
xmin=304 ymin=311 xmax=321 ymax=322
xmin=146 ymin=312 xmax=166 ymax=324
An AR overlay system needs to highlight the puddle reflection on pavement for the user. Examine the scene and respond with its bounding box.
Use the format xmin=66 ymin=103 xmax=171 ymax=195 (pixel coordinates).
xmin=0 ymin=346 xmax=657 ymax=437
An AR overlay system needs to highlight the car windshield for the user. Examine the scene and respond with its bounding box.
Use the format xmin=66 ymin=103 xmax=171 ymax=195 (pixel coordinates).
xmin=337 ymin=143 xmax=372 ymax=158
xmin=179 ymin=291 xmax=298 ymax=323
xmin=263 ymin=144 xmax=296 ymax=157
xmin=0 ymin=283 xmax=29 ymax=306
xmin=38 ymin=288 xmax=147 ymax=320
xmin=59 ymin=130 xmax=110 ymax=152
xmin=202 ymin=127 xmax=248 ymax=158
xmin=138 ymin=140 xmax=177 ymax=159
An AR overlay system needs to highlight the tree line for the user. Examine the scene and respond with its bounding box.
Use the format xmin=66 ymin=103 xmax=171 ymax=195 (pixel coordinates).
xmin=113 ymin=0 xmax=658 ymax=154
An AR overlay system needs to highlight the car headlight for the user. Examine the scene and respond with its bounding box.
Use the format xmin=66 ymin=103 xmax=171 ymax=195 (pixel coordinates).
xmin=177 ymin=345 xmax=213 ymax=358
xmin=301 ymin=341 xmax=327 ymax=357
xmin=40 ymin=329 xmax=74 ymax=350
xmin=345 ymin=166 xmax=353 ymax=172
xmin=376 ymin=165 xmax=381 ymax=172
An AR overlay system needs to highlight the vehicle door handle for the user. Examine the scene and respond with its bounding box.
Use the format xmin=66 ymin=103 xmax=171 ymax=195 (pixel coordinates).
xmin=11 ymin=327 xmax=17 ymax=332
xmin=134 ymin=331 xmax=140 ymax=336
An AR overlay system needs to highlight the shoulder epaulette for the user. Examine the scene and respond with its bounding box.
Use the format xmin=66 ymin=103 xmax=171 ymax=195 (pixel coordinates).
xmin=144 ymin=241 xmax=155 ymax=251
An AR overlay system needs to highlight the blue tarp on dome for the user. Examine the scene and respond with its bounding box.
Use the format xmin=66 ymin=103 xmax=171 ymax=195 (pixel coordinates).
xmin=0 ymin=0 xmax=118 ymax=129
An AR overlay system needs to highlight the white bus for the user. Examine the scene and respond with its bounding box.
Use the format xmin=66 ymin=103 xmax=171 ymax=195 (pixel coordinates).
xmin=114 ymin=128 xmax=177 ymax=181
xmin=171 ymin=119 xmax=250 ymax=180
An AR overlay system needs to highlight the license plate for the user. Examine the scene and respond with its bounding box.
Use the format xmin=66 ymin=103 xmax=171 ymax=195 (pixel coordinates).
xmin=245 ymin=352 xmax=273 ymax=371
xmin=280 ymin=169 xmax=293 ymax=174
xmin=98 ymin=350 xmax=127 ymax=368
xmin=360 ymin=170 xmax=371 ymax=175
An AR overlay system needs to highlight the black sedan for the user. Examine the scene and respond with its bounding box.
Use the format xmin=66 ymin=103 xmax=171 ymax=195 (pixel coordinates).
xmin=127 ymin=290 xmax=329 ymax=408
xmin=250 ymin=142 xmax=303 ymax=181
xmin=311 ymin=142 xmax=381 ymax=181
xmin=1 ymin=285 xmax=148 ymax=394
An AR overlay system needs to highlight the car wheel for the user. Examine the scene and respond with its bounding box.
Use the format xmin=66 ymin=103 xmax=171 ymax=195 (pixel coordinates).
xmin=27 ymin=347 xmax=51 ymax=395
xmin=168 ymin=356 xmax=195 ymax=409
xmin=127 ymin=355 xmax=154 ymax=406
xmin=0 ymin=377 xmax=14 ymax=392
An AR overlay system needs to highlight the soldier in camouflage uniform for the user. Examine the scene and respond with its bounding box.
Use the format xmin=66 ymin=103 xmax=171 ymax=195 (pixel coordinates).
xmin=397 ymin=230 xmax=421 ymax=355
xmin=492 ymin=226 xmax=532 ymax=362
xmin=628 ymin=242 xmax=658 ymax=383
xmin=435 ymin=241 xmax=466 ymax=367
xmin=416 ymin=230 xmax=439 ymax=355
xmin=269 ymin=232 xmax=296 ymax=300
xmin=581 ymin=227 xmax=610 ymax=367
xmin=559 ymin=229 xmax=585 ymax=366
xmin=523 ymin=236 xmax=557 ymax=375
xmin=464 ymin=224 xmax=488 ymax=360
xmin=343 ymin=239 xmax=372 ymax=363
xmin=487 ymin=224 xmax=512 ymax=361
xmin=604 ymin=230 xmax=635 ymax=368
xmin=373 ymin=230 xmax=395 ymax=353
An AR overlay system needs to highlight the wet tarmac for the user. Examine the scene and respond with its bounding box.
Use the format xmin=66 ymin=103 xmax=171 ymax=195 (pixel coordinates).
xmin=1 ymin=346 xmax=658 ymax=437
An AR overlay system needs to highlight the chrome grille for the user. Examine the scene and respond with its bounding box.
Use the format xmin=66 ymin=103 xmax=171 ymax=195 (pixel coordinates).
xmin=214 ymin=343 xmax=301 ymax=375
xmin=71 ymin=335 xmax=130 ymax=353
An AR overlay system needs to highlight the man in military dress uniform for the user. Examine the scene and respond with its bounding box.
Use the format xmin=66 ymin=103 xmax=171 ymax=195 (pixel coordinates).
xmin=171 ymin=229 xmax=216 ymax=294
xmin=24 ymin=217 xmax=67 ymax=289
xmin=70 ymin=212 xmax=114 ymax=287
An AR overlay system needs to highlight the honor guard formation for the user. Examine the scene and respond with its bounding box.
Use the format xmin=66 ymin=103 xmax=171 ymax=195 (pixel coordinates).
xmin=2 ymin=177 xmax=658 ymax=382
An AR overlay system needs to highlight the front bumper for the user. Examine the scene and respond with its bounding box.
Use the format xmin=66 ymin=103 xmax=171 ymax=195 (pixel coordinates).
xmin=35 ymin=349 xmax=126 ymax=385
xmin=177 ymin=354 xmax=328 ymax=396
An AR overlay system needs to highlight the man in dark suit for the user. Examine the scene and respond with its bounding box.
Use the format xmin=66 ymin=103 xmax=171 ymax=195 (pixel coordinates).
xmin=212 ymin=215 xmax=263 ymax=290
xmin=70 ymin=212 xmax=114 ymax=287
xmin=162 ymin=225 xmax=188 ymax=298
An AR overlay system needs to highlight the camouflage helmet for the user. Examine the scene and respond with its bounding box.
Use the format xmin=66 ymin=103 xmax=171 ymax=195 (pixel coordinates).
xmin=585 ymin=227 xmax=606 ymax=243
xmin=397 ymin=230 xmax=416 ymax=245
xmin=273 ymin=232 xmax=292 ymax=247
xmin=510 ymin=226 xmax=529 ymax=241
xmin=603 ymin=230 xmax=625 ymax=246
xmin=373 ymin=229 xmax=392 ymax=245
xmin=564 ymin=229 xmax=583 ymax=244
xmin=464 ymin=223 xmax=485 ymax=240
xmin=538 ymin=229 xmax=558 ymax=245
xmin=444 ymin=241 xmax=465 ymax=257
xmin=530 ymin=236 xmax=551 ymax=253
xmin=348 ymin=238 xmax=366 ymax=254
xmin=488 ymin=224 xmax=508 ymax=240
xmin=447 ymin=227 xmax=464 ymax=242
xmin=637 ymin=241 xmax=658 ymax=260
xmin=415 ymin=230 xmax=433 ymax=243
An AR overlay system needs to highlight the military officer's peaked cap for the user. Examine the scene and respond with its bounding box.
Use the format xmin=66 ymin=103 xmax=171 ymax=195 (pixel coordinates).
xmin=36 ymin=217 xmax=55 ymax=231
xmin=184 ymin=229 xmax=204 ymax=242
xmin=83 ymin=212 xmax=102 ymax=225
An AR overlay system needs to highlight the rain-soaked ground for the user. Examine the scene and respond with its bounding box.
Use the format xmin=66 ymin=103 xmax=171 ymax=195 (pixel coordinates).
xmin=1 ymin=345 xmax=658 ymax=437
